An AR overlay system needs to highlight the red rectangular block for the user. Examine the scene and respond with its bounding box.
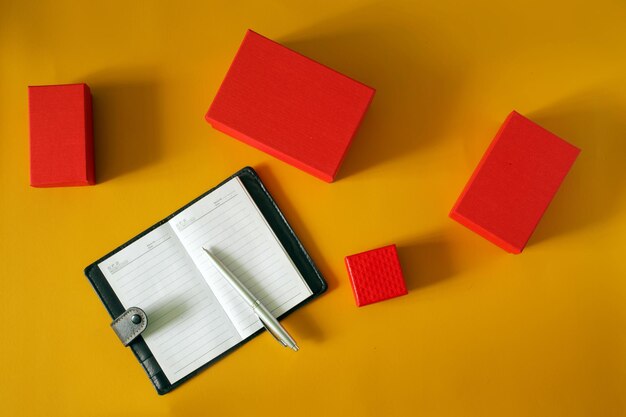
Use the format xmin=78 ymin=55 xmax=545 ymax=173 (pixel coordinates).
xmin=28 ymin=83 xmax=95 ymax=187
xmin=450 ymin=111 xmax=580 ymax=254
xmin=206 ymin=30 xmax=375 ymax=182
xmin=345 ymin=244 xmax=407 ymax=307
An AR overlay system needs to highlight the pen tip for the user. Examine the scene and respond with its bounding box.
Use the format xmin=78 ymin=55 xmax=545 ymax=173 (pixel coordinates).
xmin=291 ymin=345 xmax=299 ymax=352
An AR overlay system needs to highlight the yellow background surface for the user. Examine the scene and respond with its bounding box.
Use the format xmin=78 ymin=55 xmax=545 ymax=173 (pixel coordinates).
xmin=2 ymin=1 xmax=626 ymax=416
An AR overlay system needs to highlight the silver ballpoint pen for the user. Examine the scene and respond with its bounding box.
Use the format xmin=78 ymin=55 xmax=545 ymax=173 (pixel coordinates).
xmin=202 ymin=247 xmax=299 ymax=351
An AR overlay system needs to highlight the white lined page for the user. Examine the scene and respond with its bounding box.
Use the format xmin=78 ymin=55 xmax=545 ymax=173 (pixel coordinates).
xmin=98 ymin=224 xmax=241 ymax=384
xmin=171 ymin=177 xmax=312 ymax=339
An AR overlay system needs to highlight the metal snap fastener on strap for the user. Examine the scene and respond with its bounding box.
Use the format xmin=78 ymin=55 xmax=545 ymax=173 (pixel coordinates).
xmin=111 ymin=307 xmax=148 ymax=346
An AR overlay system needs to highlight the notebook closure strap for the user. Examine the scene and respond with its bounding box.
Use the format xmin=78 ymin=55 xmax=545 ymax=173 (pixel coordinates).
xmin=111 ymin=307 xmax=148 ymax=346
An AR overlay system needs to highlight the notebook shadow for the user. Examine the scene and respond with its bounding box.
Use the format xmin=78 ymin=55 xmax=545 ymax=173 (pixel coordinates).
xmin=279 ymin=5 xmax=467 ymax=180
xmin=83 ymin=74 xmax=162 ymax=183
xmin=253 ymin=164 xmax=337 ymax=293
xmin=396 ymin=236 xmax=457 ymax=291
xmin=526 ymin=91 xmax=626 ymax=245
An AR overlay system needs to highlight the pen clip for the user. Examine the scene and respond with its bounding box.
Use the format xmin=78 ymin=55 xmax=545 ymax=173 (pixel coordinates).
xmin=257 ymin=314 xmax=288 ymax=347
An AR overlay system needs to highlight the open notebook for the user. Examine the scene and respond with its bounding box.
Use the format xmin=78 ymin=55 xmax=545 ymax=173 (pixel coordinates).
xmin=85 ymin=167 xmax=326 ymax=394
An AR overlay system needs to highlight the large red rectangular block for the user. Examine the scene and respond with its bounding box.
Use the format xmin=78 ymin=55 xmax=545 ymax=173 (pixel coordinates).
xmin=28 ymin=83 xmax=95 ymax=187
xmin=206 ymin=30 xmax=375 ymax=182
xmin=450 ymin=111 xmax=580 ymax=254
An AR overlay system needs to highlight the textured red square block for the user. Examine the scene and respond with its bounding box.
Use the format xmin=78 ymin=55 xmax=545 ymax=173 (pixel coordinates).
xmin=206 ymin=30 xmax=375 ymax=182
xmin=345 ymin=244 xmax=408 ymax=307
xmin=450 ymin=111 xmax=580 ymax=254
xmin=28 ymin=83 xmax=95 ymax=187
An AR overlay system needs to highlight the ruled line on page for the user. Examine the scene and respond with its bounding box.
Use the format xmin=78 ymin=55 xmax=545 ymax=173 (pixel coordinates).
xmin=148 ymin=292 xmax=207 ymax=325
xmin=123 ymin=260 xmax=190 ymax=295
xmin=151 ymin=307 xmax=219 ymax=345
xmin=172 ymin=336 xmax=237 ymax=375
xmin=118 ymin=250 xmax=182 ymax=290
xmin=160 ymin=318 xmax=228 ymax=358
xmin=112 ymin=239 xmax=173 ymax=281
xmin=184 ymin=204 xmax=250 ymax=247
xmin=110 ymin=235 xmax=172 ymax=276
xmin=164 ymin=326 xmax=232 ymax=364
xmin=174 ymin=192 xmax=239 ymax=233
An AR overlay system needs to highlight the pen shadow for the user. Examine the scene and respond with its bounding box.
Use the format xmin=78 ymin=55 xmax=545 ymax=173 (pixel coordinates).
xmin=283 ymin=309 xmax=325 ymax=343
xmin=82 ymin=70 xmax=163 ymax=183
xmin=396 ymin=235 xmax=458 ymax=291
xmin=526 ymin=90 xmax=626 ymax=245
xmin=253 ymin=164 xmax=337 ymax=293
xmin=279 ymin=3 xmax=467 ymax=180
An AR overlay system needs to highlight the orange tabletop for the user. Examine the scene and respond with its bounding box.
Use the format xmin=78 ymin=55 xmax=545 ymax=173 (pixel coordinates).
xmin=1 ymin=1 xmax=626 ymax=416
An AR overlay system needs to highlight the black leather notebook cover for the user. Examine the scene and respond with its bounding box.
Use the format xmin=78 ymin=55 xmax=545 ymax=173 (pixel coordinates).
xmin=84 ymin=167 xmax=327 ymax=394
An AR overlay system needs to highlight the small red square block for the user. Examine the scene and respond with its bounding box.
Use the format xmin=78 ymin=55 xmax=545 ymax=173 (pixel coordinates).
xmin=206 ymin=30 xmax=375 ymax=182
xmin=450 ymin=111 xmax=580 ymax=254
xmin=28 ymin=83 xmax=95 ymax=187
xmin=345 ymin=244 xmax=408 ymax=307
